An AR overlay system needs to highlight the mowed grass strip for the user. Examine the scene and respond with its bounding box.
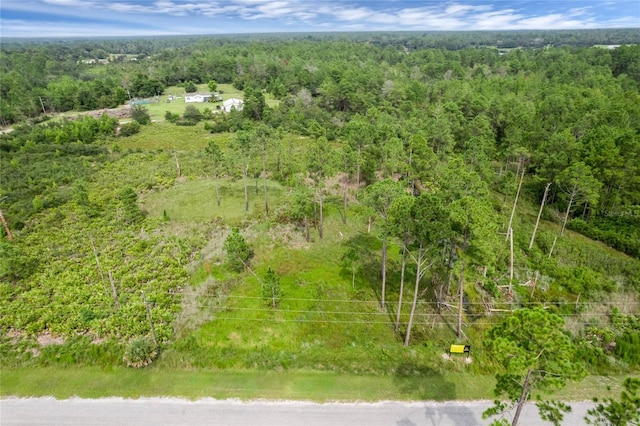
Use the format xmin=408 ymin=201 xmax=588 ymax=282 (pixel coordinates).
xmin=0 ymin=368 xmax=623 ymax=402
xmin=0 ymin=367 xmax=489 ymax=401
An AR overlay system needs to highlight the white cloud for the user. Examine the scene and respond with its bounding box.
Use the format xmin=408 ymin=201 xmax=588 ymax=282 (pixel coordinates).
xmin=108 ymin=3 xmax=150 ymax=13
xmin=603 ymin=15 xmax=640 ymax=27
xmin=517 ymin=14 xmax=589 ymax=29
xmin=42 ymin=0 xmax=92 ymax=5
xmin=568 ymin=7 xmax=592 ymax=16
xmin=0 ymin=18 xmax=174 ymax=37
xmin=1 ymin=0 xmax=638 ymax=37
xmin=445 ymin=3 xmax=491 ymax=15
xmin=473 ymin=10 xmax=522 ymax=30
xmin=331 ymin=7 xmax=377 ymax=22
xmin=251 ymin=1 xmax=296 ymax=18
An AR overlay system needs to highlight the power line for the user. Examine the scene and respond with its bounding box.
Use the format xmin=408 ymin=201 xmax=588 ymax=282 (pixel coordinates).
xmin=189 ymin=294 xmax=640 ymax=307
xmin=178 ymin=316 xmax=631 ymax=328
xmin=225 ymin=306 xmax=630 ymax=318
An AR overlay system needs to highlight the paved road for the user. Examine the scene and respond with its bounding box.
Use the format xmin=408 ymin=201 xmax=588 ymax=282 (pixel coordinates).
xmin=1 ymin=398 xmax=594 ymax=425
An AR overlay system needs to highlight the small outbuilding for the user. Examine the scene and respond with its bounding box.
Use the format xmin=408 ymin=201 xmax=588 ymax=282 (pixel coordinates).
xmin=222 ymin=98 xmax=244 ymax=112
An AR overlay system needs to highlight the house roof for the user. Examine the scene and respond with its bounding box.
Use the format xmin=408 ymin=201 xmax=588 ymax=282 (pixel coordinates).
xmin=222 ymin=98 xmax=243 ymax=105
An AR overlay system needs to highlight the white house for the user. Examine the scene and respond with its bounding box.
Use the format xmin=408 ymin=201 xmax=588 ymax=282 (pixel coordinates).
xmin=185 ymin=92 xmax=212 ymax=103
xmin=222 ymin=98 xmax=244 ymax=112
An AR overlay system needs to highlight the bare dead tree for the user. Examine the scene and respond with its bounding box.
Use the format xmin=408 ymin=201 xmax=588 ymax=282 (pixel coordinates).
xmin=173 ymin=151 xmax=181 ymax=178
xmin=108 ymin=270 xmax=120 ymax=309
xmin=89 ymin=236 xmax=110 ymax=299
xmin=0 ymin=205 xmax=14 ymax=241
xmin=508 ymin=227 xmax=514 ymax=295
xmin=529 ymin=182 xmax=551 ymax=249
xmin=506 ymin=166 xmax=525 ymax=241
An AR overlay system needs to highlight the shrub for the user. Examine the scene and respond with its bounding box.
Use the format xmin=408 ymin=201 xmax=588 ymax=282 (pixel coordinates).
xmin=183 ymin=105 xmax=203 ymax=122
xmin=123 ymin=337 xmax=157 ymax=368
xmin=262 ymin=267 xmax=282 ymax=308
xmin=202 ymin=108 xmax=213 ymax=120
xmin=118 ymin=187 xmax=144 ymax=224
xmin=223 ymin=228 xmax=250 ymax=271
xmin=616 ymin=331 xmax=640 ymax=367
xmin=184 ymin=80 xmax=197 ymax=93
xmin=131 ymin=105 xmax=151 ymax=125
xmin=119 ymin=121 xmax=140 ymax=137
xmin=165 ymin=111 xmax=180 ymax=123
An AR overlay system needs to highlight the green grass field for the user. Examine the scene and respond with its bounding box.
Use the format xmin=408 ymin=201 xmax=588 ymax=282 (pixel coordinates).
xmin=0 ymin=367 xmax=623 ymax=401
xmin=113 ymin=121 xmax=216 ymax=151
xmin=141 ymin=177 xmax=287 ymax=224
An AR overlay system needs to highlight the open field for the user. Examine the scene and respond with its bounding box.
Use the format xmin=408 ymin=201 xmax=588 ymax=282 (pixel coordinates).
xmin=141 ymin=177 xmax=288 ymax=224
xmin=113 ymin=121 xmax=215 ymax=151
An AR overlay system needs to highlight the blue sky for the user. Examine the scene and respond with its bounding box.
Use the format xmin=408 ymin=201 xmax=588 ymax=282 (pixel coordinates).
xmin=1 ymin=0 xmax=638 ymax=38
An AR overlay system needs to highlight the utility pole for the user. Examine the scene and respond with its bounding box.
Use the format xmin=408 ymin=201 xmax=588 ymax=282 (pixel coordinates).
xmin=141 ymin=291 xmax=157 ymax=346
xmin=457 ymin=262 xmax=465 ymax=339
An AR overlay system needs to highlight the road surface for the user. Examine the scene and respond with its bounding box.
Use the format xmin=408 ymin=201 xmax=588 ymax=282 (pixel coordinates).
xmin=1 ymin=398 xmax=594 ymax=425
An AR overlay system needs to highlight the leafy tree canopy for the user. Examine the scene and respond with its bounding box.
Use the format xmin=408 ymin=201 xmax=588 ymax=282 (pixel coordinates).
xmin=484 ymin=308 xmax=586 ymax=426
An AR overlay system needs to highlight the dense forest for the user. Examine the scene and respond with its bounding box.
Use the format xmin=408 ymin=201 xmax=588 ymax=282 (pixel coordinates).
xmin=2 ymin=28 xmax=640 ymax=124
xmin=1 ymin=30 xmax=639 ymax=420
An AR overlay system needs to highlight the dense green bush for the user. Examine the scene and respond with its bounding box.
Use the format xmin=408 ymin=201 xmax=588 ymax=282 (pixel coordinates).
xmin=123 ymin=337 xmax=157 ymax=368
xmin=568 ymin=218 xmax=640 ymax=258
xmin=183 ymin=105 xmax=203 ymax=122
xmin=164 ymin=111 xmax=180 ymax=123
xmin=616 ymin=331 xmax=640 ymax=367
xmin=131 ymin=105 xmax=151 ymax=125
xmin=119 ymin=121 xmax=141 ymax=137
xmin=223 ymin=228 xmax=250 ymax=271
xmin=184 ymin=80 xmax=197 ymax=93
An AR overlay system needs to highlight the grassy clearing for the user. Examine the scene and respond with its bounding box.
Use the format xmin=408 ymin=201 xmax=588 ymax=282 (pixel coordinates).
xmin=141 ymin=177 xmax=287 ymax=224
xmin=0 ymin=367 xmax=623 ymax=402
xmin=111 ymin=121 xmax=231 ymax=151
xmin=139 ymin=175 xmax=444 ymax=373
